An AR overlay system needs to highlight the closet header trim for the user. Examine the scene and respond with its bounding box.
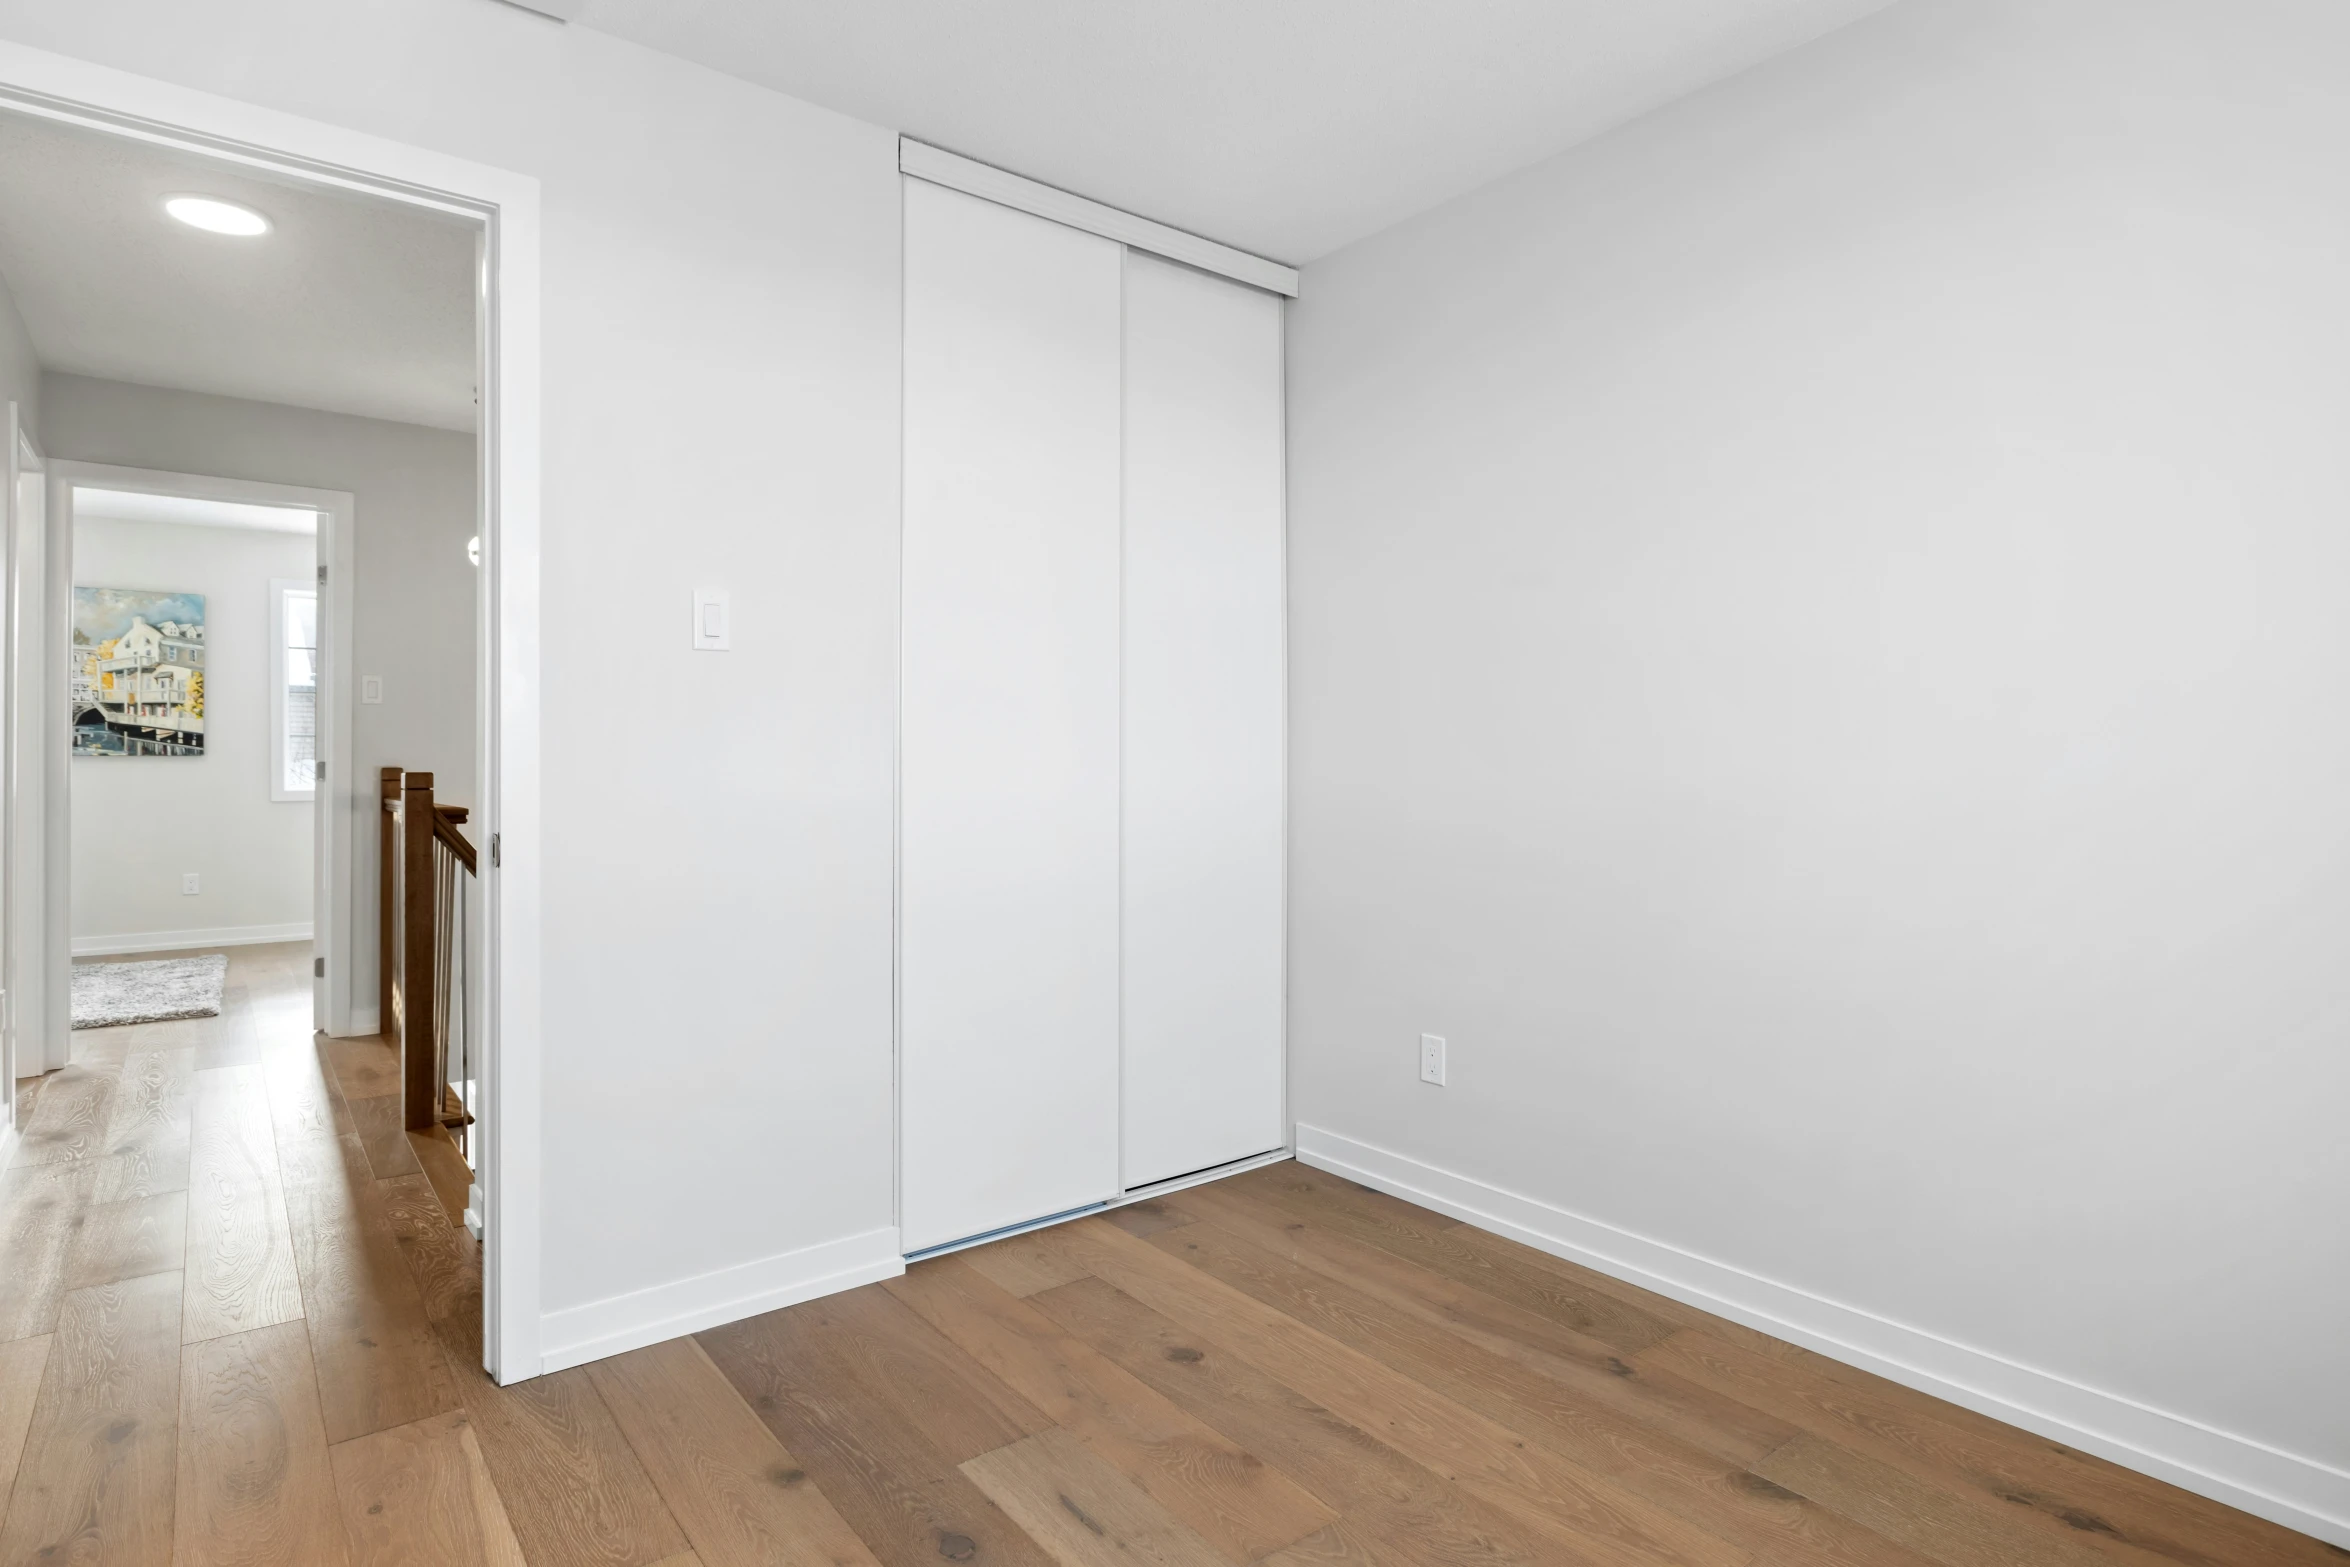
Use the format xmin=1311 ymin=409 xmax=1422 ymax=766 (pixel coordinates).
xmin=899 ymin=139 xmax=1301 ymax=298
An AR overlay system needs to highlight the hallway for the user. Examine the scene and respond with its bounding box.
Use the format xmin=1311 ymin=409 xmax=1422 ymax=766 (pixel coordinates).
xmin=0 ymin=946 xmax=2331 ymax=1566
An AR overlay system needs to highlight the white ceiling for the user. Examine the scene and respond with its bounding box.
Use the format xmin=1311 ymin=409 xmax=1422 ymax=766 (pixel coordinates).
xmin=0 ymin=5 xmax=1889 ymax=421
xmin=0 ymin=114 xmax=479 ymax=432
xmin=73 ymin=487 xmax=319 ymax=534
xmin=576 ymin=0 xmax=1892 ymax=263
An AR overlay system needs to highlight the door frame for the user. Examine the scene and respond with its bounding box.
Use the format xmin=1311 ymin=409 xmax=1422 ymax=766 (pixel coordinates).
xmin=51 ymin=463 xmax=353 ymax=1019
xmin=0 ymin=39 xmax=547 ymax=1382
xmin=0 ymin=412 xmax=40 ymax=1156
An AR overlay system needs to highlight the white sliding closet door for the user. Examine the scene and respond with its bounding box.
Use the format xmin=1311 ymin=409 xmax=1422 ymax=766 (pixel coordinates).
xmin=1120 ymin=253 xmax=1287 ymax=1189
xmin=900 ymin=180 xmax=1124 ymax=1253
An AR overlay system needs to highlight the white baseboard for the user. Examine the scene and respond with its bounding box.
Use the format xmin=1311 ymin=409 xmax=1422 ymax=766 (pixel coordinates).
xmin=73 ymin=921 xmax=313 ymax=958
xmin=1294 ymin=1123 xmax=2350 ymax=1551
xmin=537 ymin=1226 xmax=904 ymax=1375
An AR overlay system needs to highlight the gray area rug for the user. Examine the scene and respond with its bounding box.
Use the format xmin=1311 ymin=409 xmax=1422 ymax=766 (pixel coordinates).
xmin=71 ymin=952 xmax=228 ymax=1029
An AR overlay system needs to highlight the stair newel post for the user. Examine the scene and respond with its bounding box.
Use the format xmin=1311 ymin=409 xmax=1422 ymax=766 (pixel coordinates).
xmin=402 ymin=770 xmax=439 ymax=1131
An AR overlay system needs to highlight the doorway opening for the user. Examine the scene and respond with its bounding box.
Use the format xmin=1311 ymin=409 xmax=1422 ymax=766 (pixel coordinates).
xmin=0 ymin=65 xmax=541 ymax=1379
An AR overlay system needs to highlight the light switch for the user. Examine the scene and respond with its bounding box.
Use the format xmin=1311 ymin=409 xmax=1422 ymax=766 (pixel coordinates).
xmin=692 ymin=588 xmax=730 ymax=651
xmin=361 ymin=676 xmax=384 ymax=704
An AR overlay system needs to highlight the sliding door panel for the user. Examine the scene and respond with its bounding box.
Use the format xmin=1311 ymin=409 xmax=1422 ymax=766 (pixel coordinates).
xmin=1120 ymin=254 xmax=1287 ymax=1189
xmin=900 ymin=180 xmax=1124 ymax=1252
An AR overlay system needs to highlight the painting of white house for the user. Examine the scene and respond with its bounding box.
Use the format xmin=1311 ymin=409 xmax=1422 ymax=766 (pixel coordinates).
xmin=73 ymin=587 xmax=208 ymax=757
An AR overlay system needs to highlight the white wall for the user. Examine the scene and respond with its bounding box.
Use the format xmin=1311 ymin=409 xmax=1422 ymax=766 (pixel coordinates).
xmin=0 ymin=0 xmax=902 ymax=1344
xmin=70 ymin=515 xmax=311 ymax=948
xmin=1287 ymin=0 xmax=2350 ymax=1544
xmin=42 ymin=375 xmax=476 ymax=1000
xmin=0 ymin=263 xmax=33 ymax=439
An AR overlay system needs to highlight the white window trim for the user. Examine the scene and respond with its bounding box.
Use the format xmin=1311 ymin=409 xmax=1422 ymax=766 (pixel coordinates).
xmin=269 ymin=576 xmax=316 ymax=803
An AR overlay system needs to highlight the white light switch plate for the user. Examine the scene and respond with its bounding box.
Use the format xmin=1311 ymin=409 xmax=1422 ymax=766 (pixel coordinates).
xmin=361 ymin=676 xmax=383 ymax=704
xmin=692 ymin=588 xmax=730 ymax=651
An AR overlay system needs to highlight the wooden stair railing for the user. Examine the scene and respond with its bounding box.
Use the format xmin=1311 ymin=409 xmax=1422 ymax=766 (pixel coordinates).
xmin=381 ymin=766 xmax=479 ymax=1141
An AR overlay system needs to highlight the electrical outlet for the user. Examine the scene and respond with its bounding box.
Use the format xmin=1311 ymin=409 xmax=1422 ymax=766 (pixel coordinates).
xmin=182 ymin=873 xmax=200 ymax=896
xmin=1420 ymin=1032 xmax=1447 ymax=1086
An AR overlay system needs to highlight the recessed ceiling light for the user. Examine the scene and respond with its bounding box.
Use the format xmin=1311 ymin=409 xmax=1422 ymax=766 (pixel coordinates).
xmin=163 ymin=195 xmax=271 ymax=237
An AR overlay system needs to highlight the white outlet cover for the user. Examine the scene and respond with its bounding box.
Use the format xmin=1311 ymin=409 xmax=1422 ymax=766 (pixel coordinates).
xmin=1420 ymin=1032 xmax=1447 ymax=1086
xmin=182 ymin=873 xmax=200 ymax=895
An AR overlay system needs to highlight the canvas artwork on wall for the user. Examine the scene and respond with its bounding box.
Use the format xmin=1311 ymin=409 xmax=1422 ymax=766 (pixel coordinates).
xmin=73 ymin=586 xmax=208 ymax=757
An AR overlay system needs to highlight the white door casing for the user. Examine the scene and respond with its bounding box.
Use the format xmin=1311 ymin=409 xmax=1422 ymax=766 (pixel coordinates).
xmin=0 ymin=38 xmax=543 ymax=1382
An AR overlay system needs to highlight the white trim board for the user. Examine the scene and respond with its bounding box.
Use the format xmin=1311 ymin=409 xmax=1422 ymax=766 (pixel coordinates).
xmin=899 ymin=140 xmax=1300 ymax=298
xmin=1293 ymin=1124 xmax=2350 ymax=1552
xmin=538 ymin=1227 xmax=905 ymax=1374
xmin=73 ymin=922 xmax=313 ymax=957
xmin=536 ymin=1147 xmax=1294 ymax=1372
xmin=6 ymin=409 xmax=48 ymax=1098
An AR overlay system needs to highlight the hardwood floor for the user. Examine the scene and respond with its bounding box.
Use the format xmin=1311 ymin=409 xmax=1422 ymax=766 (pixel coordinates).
xmin=1 ymin=944 xmax=2337 ymax=1564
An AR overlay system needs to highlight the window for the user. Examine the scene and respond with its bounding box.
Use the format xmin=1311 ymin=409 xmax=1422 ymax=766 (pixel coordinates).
xmin=271 ymin=578 xmax=318 ymax=801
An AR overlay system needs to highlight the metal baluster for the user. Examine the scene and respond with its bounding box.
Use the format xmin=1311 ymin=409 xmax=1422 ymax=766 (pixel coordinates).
xmin=434 ymin=837 xmax=455 ymax=1128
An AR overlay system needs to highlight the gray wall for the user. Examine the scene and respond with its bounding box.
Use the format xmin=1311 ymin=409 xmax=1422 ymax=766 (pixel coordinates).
xmin=42 ymin=373 xmax=476 ymax=1008
xmin=1287 ymin=0 xmax=2350 ymax=1540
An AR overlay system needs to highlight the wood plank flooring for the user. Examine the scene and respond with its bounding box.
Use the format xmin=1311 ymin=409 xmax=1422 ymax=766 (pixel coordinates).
xmin=3 ymin=943 xmax=2338 ymax=1565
